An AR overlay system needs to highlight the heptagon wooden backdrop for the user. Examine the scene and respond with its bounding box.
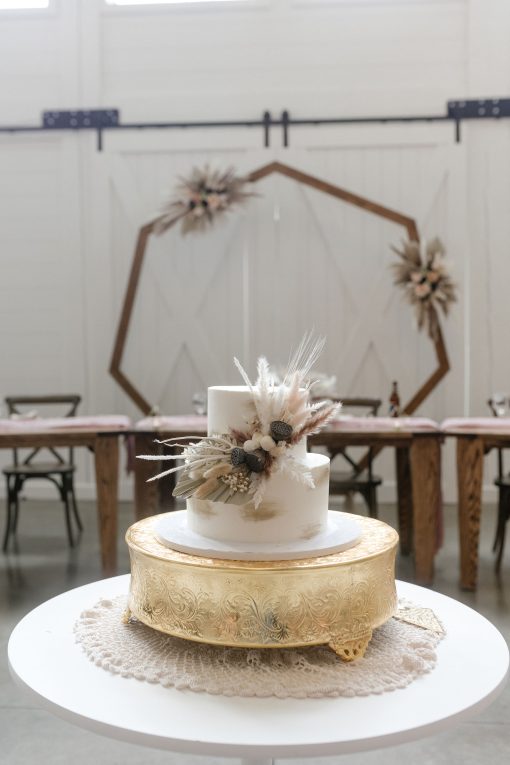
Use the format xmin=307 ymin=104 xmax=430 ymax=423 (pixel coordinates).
xmin=109 ymin=161 xmax=450 ymax=416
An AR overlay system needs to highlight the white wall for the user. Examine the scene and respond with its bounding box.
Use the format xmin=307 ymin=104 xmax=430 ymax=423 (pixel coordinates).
xmin=0 ymin=0 xmax=509 ymax=502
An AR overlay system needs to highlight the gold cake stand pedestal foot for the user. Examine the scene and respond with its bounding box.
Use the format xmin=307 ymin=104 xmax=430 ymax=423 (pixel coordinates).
xmin=328 ymin=631 xmax=373 ymax=662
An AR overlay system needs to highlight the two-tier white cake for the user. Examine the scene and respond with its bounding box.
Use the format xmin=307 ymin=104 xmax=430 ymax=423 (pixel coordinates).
xmin=187 ymin=385 xmax=331 ymax=545
xmin=153 ymin=372 xmax=360 ymax=560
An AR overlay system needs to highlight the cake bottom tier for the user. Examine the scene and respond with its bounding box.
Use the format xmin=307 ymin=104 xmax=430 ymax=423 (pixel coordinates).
xmin=187 ymin=452 xmax=330 ymax=544
xmin=126 ymin=513 xmax=398 ymax=660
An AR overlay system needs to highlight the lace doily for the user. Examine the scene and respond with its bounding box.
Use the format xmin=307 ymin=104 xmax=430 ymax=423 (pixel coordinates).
xmin=74 ymin=597 xmax=444 ymax=699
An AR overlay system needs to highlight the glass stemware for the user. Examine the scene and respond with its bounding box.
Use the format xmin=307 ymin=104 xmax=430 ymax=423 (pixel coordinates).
xmin=192 ymin=392 xmax=207 ymax=416
xmin=490 ymin=393 xmax=508 ymax=417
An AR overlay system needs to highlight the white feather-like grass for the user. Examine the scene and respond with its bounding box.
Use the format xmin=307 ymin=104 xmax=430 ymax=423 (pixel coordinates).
xmin=282 ymin=333 xmax=325 ymax=389
xmin=233 ymin=356 xmax=254 ymax=392
xmin=155 ymin=435 xmax=235 ymax=450
xmin=277 ymin=455 xmax=315 ymax=488
xmin=254 ymin=356 xmax=276 ymax=433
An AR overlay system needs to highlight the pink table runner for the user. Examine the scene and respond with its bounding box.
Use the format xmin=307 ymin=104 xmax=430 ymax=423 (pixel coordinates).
xmin=0 ymin=415 xmax=131 ymax=433
xmin=135 ymin=415 xmax=207 ymax=432
xmin=329 ymin=416 xmax=439 ymax=431
xmin=441 ymin=417 xmax=510 ymax=432
xmin=134 ymin=415 xmax=439 ymax=434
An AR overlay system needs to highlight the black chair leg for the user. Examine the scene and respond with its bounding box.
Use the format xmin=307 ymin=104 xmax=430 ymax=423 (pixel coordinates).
xmin=495 ymin=487 xmax=510 ymax=574
xmin=12 ymin=500 xmax=19 ymax=535
xmin=368 ymin=485 xmax=378 ymax=519
xmin=12 ymin=476 xmax=22 ymax=533
xmin=493 ymin=489 xmax=506 ymax=553
xmin=3 ymin=476 xmax=19 ymax=552
xmin=59 ymin=478 xmax=75 ymax=548
xmin=69 ymin=483 xmax=83 ymax=532
xmin=495 ymin=520 xmax=507 ymax=575
xmin=360 ymin=485 xmax=379 ymax=519
xmin=63 ymin=495 xmax=75 ymax=548
xmin=2 ymin=498 xmax=13 ymax=552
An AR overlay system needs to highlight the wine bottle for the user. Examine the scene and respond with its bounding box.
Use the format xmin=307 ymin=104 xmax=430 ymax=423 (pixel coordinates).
xmin=389 ymin=381 xmax=401 ymax=418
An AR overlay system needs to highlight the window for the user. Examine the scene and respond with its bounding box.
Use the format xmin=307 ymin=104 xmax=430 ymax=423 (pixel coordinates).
xmin=0 ymin=0 xmax=49 ymax=7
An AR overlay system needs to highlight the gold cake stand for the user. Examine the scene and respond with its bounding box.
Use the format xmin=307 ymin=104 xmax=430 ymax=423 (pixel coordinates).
xmin=125 ymin=513 xmax=398 ymax=661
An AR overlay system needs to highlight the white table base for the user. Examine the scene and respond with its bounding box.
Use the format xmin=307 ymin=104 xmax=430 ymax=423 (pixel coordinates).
xmin=8 ymin=576 xmax=509 ymax=763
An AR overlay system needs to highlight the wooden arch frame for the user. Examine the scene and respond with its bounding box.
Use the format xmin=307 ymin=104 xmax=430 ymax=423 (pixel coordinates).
xmin=109 ymin=161 xmax=450 ymax=415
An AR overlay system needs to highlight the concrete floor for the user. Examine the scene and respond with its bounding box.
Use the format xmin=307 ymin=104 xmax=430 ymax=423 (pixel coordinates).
xmin=0 ymin=499 xmax=509 ymax=765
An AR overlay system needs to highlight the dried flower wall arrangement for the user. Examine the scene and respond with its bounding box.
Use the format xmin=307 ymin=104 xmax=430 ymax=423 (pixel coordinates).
xmin=391 ymin=237 xmax=456 ymax=340
xmin=153 ymin=165 xmax=255 ymax=236
xmin=137 ymin=335 xmax=341 ymax=508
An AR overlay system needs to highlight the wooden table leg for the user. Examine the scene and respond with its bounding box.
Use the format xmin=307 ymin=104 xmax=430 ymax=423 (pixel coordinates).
xmin=134 ymin=434 xmax=161 ymax=521
xmin=409 ymin=435 xmax=441 ymax=586
xmin=94 ymin=435 xmax=119 ymax=576
xmin=457 ymin=436 xmax=484 ymax=591
xmin=395 ymin=447 xmax=413 ymax=556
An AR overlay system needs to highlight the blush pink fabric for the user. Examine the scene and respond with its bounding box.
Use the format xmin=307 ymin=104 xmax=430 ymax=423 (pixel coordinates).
xmin=329 ymin=416 xmax=439 ymax=432
xmin=441 ymin=417 xmax=510 ymax=432
xmin=135 ymin=415 xmax=208 ymax=432
xmin=0 ymin=415 xmax=131 ymax=433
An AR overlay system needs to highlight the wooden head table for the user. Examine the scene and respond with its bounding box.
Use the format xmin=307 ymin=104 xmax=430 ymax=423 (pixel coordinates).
xmin=442 ymin=418 xmax=510 ymax=591
xmin=132 ymin=416 xmax=442 ymax=586
xmin=0 ymin=417 xmax=130 ymax=575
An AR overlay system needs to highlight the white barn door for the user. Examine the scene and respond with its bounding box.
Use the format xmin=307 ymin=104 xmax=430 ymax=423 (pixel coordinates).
xmin=98 ymin=125 xmax=466 ymax=434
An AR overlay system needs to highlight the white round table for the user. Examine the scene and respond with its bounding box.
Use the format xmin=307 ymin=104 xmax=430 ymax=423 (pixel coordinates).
xmin=8 ymin=576 xmax=509 ymax=765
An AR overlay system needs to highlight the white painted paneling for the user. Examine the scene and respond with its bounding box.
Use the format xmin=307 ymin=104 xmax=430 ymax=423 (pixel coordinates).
xmin=100 ymin=0 xmax=467 ymax=118
xmin=0 ymin=0 xmax=509 ymax=505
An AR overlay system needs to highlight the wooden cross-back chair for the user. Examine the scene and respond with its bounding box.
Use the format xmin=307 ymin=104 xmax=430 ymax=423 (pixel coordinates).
xmin=315 ymin=397 xmax=383 ymax=518
xmin=488 ymin=396 xmax=510 ymax=574
xmin=2 ymin=394 xmax=83 ymax=552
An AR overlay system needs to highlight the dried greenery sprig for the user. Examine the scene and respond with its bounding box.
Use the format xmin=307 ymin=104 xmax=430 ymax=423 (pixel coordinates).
xmin=153 ymin=165 xmax=255 ymax=236
xmin=137 ymin=334 xmax=341 ymax=508
xmin=391 ymin=237 xmax=456 ymax=340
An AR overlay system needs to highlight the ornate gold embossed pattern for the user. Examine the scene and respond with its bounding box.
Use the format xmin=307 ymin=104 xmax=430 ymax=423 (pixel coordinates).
xmin=127 ymin=513 xmax=398 ymax=569
xmin=126 ymin=514 xmax=398 ymax=652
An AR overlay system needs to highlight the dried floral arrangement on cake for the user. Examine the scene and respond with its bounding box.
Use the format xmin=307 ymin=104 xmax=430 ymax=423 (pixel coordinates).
xmin=391 ymin=237 xmax=456 ymax=340
xmin=153 ymin=165 xmax=255 ymax=236
xmin=137 ymin=336 xmax=340 ymax=507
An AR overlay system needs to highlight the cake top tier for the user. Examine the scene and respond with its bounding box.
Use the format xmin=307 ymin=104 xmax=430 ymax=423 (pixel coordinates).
xmin=208 ymin=385 xmax=307 ymax=458
xmin=207 ymin=385 xmax=303 ymax=436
